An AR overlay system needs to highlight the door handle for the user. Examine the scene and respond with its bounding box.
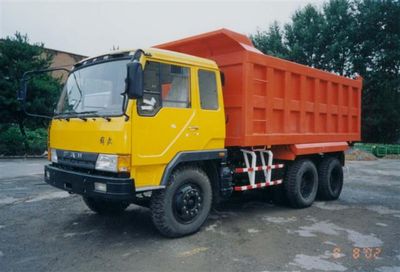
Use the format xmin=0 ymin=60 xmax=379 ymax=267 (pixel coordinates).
xmin=188 ymin=126 xmax=199 ymax=131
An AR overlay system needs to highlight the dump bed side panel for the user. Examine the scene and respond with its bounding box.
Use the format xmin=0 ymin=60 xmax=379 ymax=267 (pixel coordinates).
xmin=227 ymin=53 xmax=362 ymax=147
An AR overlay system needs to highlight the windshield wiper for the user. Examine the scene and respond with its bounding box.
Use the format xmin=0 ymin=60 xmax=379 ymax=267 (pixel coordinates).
xmin=74 ymin=110 xmax=95 ymax=121
xmin=85 ymin=112 xmax=112 ymax=121
xmin=55 ymin=110 xmax=90 ymax=121
xmin=59 ymin=110 xmax=111 ymax=121
xmin=54 ymin=110 xmax=76 ymax=120
xmin=74 ymin=110 xmax=98 ymax=115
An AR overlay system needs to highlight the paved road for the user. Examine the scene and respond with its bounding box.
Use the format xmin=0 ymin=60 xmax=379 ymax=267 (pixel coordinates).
xmin=0 ymin=159 xmax=399 ymax=272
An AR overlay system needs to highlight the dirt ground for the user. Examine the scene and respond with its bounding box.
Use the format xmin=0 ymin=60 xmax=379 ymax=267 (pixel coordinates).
xmin=0 ymin=159 xmax=399 ymax=272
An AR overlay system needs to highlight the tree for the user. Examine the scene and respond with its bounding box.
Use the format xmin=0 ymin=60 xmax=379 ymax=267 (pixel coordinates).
xmin=0 ymin=33 xmax=61 ymax=152
xmin=252 ymin=22 xmax=289 ymax=59
xmin=352 ymin=0 xmax=400 ymax=143
xmin=251 ymin=0 xmax=400 ymax=143
xmin=284 ymin=4 xmax=326 ymax=69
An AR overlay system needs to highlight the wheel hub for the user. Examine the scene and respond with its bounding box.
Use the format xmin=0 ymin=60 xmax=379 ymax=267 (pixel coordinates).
xmin=174 ymin=184 xmax=203 ymax=223
xmin=330 ymin=167 xmax=341 ymax=193
xmin=300 ymin=171 xmax=315 ymax=199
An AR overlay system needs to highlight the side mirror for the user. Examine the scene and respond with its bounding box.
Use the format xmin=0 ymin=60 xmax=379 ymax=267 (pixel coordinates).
xmin=18 ymin=67 xmax=69 ymax=119
xmin=126 ymin=61 xmax=144 ymax=99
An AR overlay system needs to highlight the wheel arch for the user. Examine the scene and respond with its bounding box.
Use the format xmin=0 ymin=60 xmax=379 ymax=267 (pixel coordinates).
xmin=290 ymin=151 xmax=345 ymax=168
xmin=160 ymin=150 xmax=227 ymax=186
xmin=159 ymin=150 xmax=227 ymax=204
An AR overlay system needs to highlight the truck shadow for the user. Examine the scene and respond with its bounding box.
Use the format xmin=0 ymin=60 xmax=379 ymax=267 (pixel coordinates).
xmin=65 ymin=189 xmax=288 ymax=240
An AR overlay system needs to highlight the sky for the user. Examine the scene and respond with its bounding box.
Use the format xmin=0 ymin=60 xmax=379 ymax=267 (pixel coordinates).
xmin=1 ymin=0 xmax=325 ymax=57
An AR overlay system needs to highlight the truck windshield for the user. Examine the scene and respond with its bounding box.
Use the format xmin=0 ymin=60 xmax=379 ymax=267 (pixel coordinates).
xmin=56 ymin=59 xmax=129 ymax=116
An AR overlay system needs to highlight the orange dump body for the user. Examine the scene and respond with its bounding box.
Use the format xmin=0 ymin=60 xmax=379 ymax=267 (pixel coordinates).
xmin=155 ymin=29 xmax=362 ymax=149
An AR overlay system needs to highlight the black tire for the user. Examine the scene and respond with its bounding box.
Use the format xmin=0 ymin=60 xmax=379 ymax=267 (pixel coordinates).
xmin=83 ymin=197 xmax=129 ymax=215
xmin=284 ymin=159 xmax=318 ymax=208
xmin=317 ymin=157 xmax=343 ymax=200
xmin=150 ymin=166 xmax=212 ymax=238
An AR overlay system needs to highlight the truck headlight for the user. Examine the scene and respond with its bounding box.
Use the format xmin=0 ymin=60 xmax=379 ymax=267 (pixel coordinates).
xmin=95 ymin=154 xmax=118 ymax=172
xmin=50 ymin=148 xmax=58 ymax=163
xmin=95 ymin=154 xmax=131 ymax=173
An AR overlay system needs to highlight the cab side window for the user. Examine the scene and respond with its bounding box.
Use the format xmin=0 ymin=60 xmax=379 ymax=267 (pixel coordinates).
xmin=198 ymin=70 xmax=218 ymax=110
xmin=138 ymin=61 xmax=190 ymax=116
xmin=161 ymin=64 xmax=190 ymax=108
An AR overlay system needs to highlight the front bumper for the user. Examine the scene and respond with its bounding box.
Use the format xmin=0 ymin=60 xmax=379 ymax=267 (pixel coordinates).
xmin=44 ymin=165 xmax=135 ymax=201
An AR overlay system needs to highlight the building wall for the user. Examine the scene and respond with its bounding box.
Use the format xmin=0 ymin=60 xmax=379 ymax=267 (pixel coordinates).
xmin=0 ymin=39 xmax=87 ymax=81
xmin=44 ymin=48 xmax=87 ymax=82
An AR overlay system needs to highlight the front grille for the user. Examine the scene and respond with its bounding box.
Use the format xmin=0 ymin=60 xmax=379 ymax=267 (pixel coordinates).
xmin=56 ymin=149 xmax=98 ymax=170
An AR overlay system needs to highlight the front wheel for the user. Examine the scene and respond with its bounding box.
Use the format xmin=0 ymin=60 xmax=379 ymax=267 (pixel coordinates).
xmin=150 ymin=166 xmax=212 ymax=238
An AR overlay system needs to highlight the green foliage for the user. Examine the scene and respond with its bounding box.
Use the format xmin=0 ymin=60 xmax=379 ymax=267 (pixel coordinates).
xmin=25 ymin=127 xmax=48 ymax=155
xmin=251 ymin=0 xmax=400 ymax=143
xmin=352 ymin=0 xmax=400 ymax=143
xmin=285 ymin=4 xmax=326 ymax=69
xmin=0 ymin=125 xmax=25 ymax=155
xmin=252 ymin=22 xmax=289 ymax=59
xmin=0 ymin=32 xmax=61 ymax=154
xmin=0 ymin=125 xmax=47 ymax=155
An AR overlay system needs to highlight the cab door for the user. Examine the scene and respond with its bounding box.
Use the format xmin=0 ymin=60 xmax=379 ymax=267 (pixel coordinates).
xmin=189 ymin=68 xmax=225 ymax=150
xmin=131 ymin=60 xmax=224 ymax=188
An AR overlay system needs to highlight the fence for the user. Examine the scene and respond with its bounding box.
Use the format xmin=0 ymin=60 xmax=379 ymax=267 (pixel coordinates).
xmin=354 ymin=143 xmax=400 ymax=157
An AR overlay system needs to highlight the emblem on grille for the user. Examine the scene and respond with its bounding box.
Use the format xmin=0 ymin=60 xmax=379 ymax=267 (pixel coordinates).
xmin=64 ymin=151 xmax=83 ymax=159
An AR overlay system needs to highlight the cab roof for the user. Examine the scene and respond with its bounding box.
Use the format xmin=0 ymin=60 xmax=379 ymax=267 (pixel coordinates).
xmin=76 ymin=48 xmax=218 ymax=70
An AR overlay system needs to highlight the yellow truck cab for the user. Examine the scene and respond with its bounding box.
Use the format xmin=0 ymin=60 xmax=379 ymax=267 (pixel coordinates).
xmin=20 ymin=29 xmax=360 ymax=237
xmin=42 ymin=48 xmax=228 ymax=236
xmin=48 ymin=48 xmax=225 ymax=187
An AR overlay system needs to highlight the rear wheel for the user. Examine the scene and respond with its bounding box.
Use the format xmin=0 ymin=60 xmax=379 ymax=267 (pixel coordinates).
xmin=83 ymin=197 xmax=129 ymax=215
xmin=284 ymin=159 xmax=318 ymax=208
xmin=317 ymin=157 xmax=343 ymax=200
xmin=150 ymin=166 xmax=212 ymax=238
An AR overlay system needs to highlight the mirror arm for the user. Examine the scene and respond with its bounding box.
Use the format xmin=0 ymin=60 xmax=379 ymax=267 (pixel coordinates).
xmin=21 ymin=67 xmax=71 ymax=80
xmin=120 ymin=91 xmax=130 ymax=121
xmin=24 ymin=112 xmax=53 ymax=120
xmin=18 ymin=67 xmax=71 ymax=119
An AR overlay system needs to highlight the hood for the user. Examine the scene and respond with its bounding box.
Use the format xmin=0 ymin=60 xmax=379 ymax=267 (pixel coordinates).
xmin=49 ymin=116 xmax=131 ymax=154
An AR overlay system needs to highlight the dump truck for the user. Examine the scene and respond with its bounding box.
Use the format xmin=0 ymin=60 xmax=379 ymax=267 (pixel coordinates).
xmin=19 ymin=29 xmax=362 ymax=237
